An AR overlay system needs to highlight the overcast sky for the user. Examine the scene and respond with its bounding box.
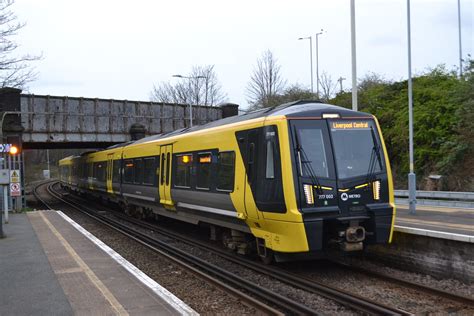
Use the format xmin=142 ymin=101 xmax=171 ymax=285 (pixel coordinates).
xmin=15 ymin=0 xmax=473 ymax=109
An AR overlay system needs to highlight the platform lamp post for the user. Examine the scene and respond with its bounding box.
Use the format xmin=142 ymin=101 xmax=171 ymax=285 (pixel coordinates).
xmin=457 ymin=0 xmax=463 ymax=77
xmin=172 ymin=75 xmax=206 ymax=128
xmin=315 ymin=29 xmax=324 ymax=99
xmin=298 ymin=36 xmax=313 ymax=93
xmin=407 ymin=0 xmax=416 ymax=214
xmin=350 ymin=0 xmax=358 ymax=111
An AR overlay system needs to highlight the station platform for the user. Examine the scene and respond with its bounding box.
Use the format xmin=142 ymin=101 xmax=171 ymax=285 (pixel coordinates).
xmin=0 ymin=211 xmax=197 ymax=316
xmin=395 ymin=203 xmax=474 ymax=242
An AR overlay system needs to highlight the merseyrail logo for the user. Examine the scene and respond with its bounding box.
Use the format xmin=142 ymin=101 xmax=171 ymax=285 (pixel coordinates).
xmin=332 ymin=121 xmax=369 ymax=129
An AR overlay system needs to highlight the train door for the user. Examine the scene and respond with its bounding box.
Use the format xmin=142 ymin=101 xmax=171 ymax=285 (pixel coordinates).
xmin=158 ymin=144 xmax=174 ymax=208
xmin=236 ymin=129 xmax=260 ymax=220
xmin=106 ymin=154 xmax=114 ymax=193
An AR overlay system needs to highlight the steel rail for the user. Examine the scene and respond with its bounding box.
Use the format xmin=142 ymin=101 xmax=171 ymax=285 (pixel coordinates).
xmin=328 ymin=260 xmax=474 ymax=307
xmin=32 ymin=179 xmax=58 ymax=209
xmin=113 ymin=211 xmax=412 ymax=315
xmin=39 ymin=181 xmax=314 ymax=316
xmin=60 ymin=189 xmax=412 ymax=316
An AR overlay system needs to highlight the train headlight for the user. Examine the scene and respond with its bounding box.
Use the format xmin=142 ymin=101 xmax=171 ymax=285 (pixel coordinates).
xmin=303 ymin=184 xmax=314 ymax=205
xmin=372 ymin=180 xmax=381 ymax=200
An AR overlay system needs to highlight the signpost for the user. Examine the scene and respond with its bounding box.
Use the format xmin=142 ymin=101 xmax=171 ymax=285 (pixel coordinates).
xmin=0 ymin=144 xmax=21 ymax=230
xmin=10 ymin=183 xmax=20 ymax=197
xmin=0 ymin=169 xmax=9 ymax=226
xmin=10 ymin=170 xmax=20 ymax=183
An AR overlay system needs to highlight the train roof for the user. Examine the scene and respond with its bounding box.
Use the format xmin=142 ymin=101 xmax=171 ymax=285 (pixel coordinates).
xmin=126 ymin=100 xmax=372 ymax=146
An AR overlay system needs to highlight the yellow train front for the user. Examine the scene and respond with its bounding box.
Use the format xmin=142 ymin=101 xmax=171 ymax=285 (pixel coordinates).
xmin=59 ymin=101 xmax=396 ymax=262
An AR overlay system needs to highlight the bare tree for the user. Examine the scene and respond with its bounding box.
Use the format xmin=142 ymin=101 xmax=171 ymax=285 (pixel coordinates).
xmin=358 ymin=72 xmax=390 ymax=92
xmin=0 ymin=0 xmax=40 ymax=88
xmin=246 ymin=50 xmax=286 ymax=109
xmin=319 ymin=71 xmax=337 ymax=101
xmin=151 ymin=65 xmax=227 ymax=106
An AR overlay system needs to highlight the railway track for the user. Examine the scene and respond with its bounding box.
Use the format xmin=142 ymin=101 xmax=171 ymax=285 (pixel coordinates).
xmin=108 ymin=210 xmax=413 ymax=315
xmin=33 ymin=181 xmax=309 ymax=315
xmin=327 ymin=260 xmax=474 ymax=307
xmin=36 ymin=181 xmax=417 ymax=315
xmin=36 ymin=181 xmax=474 ymax=314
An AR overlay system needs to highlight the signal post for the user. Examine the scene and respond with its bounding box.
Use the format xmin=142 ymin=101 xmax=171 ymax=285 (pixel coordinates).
xmin=0 ymin=144 xmax=21 ymax=234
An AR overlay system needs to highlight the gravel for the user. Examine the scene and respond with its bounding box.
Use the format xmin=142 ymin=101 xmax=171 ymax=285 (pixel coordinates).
xmin=31 ymin=184 xmax=474 ymax=315
xmin=284 ymin=257 xmax=474 ymax=315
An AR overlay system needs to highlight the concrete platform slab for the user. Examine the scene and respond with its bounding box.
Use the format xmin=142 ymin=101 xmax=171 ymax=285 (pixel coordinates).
xmin=395 ymin=204 xmax=473 ymax=242
xmin=1 ymin=211 xmax=197 ymax=316
xmin=0 ymin=213 xmax=73 ymax=316
xmin=27 ymin=210 xmax=197 ymax=316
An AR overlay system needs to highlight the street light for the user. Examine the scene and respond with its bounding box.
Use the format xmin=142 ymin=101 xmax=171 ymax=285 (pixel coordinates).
xmin=298 ymin=36 xmax=313 ymax=93
xmin=172 ymin=74 xmax=206 ymax=128
xmin=350 ymin=0 xmax=358 ymax=111
xmin=457 ymin=0 xmax=463 ymax=77
xmin=315 ymin=29 xmax=324 ymax=98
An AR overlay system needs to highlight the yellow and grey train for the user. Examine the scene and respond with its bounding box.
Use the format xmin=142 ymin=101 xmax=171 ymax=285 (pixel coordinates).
xmin=59 ymin=101 xmax=396 ymax=262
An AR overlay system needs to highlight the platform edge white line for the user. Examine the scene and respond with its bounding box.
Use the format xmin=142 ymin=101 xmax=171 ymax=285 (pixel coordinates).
xmin=394 ymin=225 xmax=474 ymax=243
xmin=56 ymin=210 xmax=199 ymax=316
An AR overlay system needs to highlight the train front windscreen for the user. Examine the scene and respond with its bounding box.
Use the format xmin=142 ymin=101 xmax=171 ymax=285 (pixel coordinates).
xmin=329 ymin=120 xmax=384 ymax=180
xmin=291 ymin=118 xmax=388 ymax=212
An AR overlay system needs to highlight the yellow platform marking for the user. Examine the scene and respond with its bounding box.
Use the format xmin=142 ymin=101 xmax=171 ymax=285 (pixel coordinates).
xmin=38 ymin=212 xmax=129 ymax=316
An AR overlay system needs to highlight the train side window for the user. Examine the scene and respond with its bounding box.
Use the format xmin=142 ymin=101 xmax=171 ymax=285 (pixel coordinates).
xmin=96 ymin=162 xmax=106 ymax=182
xmin=155 ymin=156 xmax=160 ymax=185
xmin=217 ymin=151 xmax=235 ymax=191
xmin=143 ymin=158 xmax=154 ymax=185
xmin=112 ymin=160 xmax=120 ymax=183
xmin=166 ymin=152 xmax=171 ymax=185
xmin=265 ymin=140 xmax=275 ymax=179
xmin=197 ymin=152 xmax=212 ymax=190
xmin=124 ymin=159 xmax=134 ymax=183
xmin=175 ymin=154 xmax=192 ymax=188
xmin=134 ymin=158 xmax=143 ymax=184
xmin=93 ymin=163 xmax=98 ymax=180
xmin=88 ymin=163 xmax=93 ymax=178
xmin=160 ymin=154 xmax=165 ymax=185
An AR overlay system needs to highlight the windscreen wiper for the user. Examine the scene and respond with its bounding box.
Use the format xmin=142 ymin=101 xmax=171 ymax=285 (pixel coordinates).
xmin=370 ymin=126 xmax=383 ymax=170
xmin=365 ymin=126 xmax=383 ymax=183
xmin=293 ymin=126 xmax=323 ymax=194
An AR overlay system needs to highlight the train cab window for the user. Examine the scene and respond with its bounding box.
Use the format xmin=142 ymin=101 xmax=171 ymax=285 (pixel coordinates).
xmin=134 ymin=158 xmax=143 ymax=184
xmin=295 ymin=128 xmax=329 ymax=178
xmin=217 ymin=151 xmax=235 ymax=191
xmin=266 ymin=140 xmax=275 ymax=179
xmin=124 ymin=159 xmax=134 ymax=183
xmin=143 ymin=158 xmax=155 ymax=185
xmin=175 ymin=154 xmax=192 ymax=188
xmin=197 ymin=153 xmax=212 ymax=190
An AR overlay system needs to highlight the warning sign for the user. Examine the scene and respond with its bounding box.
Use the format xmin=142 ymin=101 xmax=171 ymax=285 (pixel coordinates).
xmin=10 ymin=170 xmax=20 ymax=183
xmin=10 ymin=183 xmax=21 ymax=197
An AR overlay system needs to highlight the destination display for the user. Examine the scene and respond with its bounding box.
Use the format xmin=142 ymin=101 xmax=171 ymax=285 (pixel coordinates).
xmin=331 ymin=121 xmax=370 ymax=129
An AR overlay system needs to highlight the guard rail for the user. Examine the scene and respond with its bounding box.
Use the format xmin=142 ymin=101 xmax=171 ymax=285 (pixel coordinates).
xmin=394 ymin=190 xmax=474 ymax=208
